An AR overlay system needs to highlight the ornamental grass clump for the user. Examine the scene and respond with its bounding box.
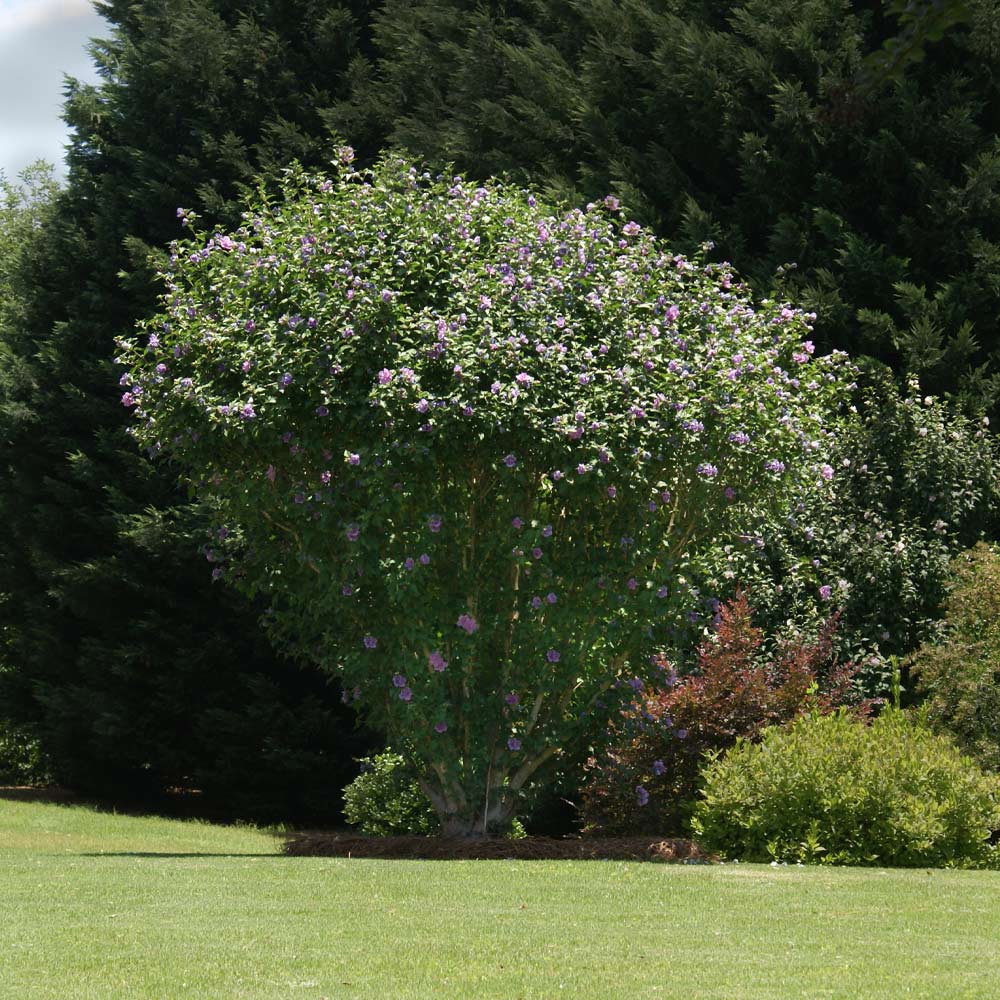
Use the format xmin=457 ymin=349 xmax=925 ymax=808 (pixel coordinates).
xmin=692 ymin=709 xmax=1000 ymax=868
xmin=118 ymin=151 xmax=851 ymax=837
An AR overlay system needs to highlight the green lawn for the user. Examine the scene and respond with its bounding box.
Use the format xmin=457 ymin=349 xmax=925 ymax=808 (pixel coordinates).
xmin=2 ymin=799 xmax=1000 ymax=999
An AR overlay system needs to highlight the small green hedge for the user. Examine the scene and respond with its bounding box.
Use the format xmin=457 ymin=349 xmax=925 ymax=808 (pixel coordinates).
xmin=691 ymin=709 xmax=1000 ymax=868
xmin=342 ymin=752 xmax=440 ymax=837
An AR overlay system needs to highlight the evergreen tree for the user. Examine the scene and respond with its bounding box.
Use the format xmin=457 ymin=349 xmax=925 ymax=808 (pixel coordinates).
xmin=0 ymin=0 xmax=377 ymax=813
xmin=338 ymin=0 xmax=1000 ymax=414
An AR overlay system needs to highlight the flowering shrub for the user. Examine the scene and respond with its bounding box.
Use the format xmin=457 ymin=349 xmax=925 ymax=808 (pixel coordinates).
xmin=909 ymin=543 xmax=1000 ymax=772
xmin=693 ymin=369 xmax=1000 ymax=688
xmin=580 ymin=594 xmax=867 ymax=835
xmin=117 ymin=152 xmax=851 ymax=836
xmin=692 ymin=709 xmax=1000 ymax=868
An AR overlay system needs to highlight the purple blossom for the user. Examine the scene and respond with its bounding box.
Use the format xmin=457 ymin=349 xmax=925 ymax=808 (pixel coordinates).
xmin=765 ymin=459 xmax=786 ymax=474
xmin=635 ymin=785 xmax=650 ymax=806
xmin=546 ymin=592 xmax=557 ymax=604
xmin=627 ymin=578 xmax=638 ymax=591
xmin=121 ymin=392 xmax=137 ymax=407
xmin=623 ymin=221 xmax=641 ymax=237
xmin=404 ymin=558 xmax=415 ymax=570
xmin=416 ymin=399 xmax=430 ymax=413
xmin=675 ymin=729 xmax=688 ymax=740
xmin=515 ymin=372 xmax=534 ymax=387
xmin=241 ymin=403 xmax=255 ymax=419
xmin=503 ymin=454 xmax=517 ymax=468
xmin=435 ymin=721 xmax=448 ymax=733
xmin=341 ymin=584 xmax=354 ymax=596
xmin=505 ymin=693 xmax=520 ymax=706
xmin=542 ymin=525 xmax=553 ymax=537
xmin=819 ymin=585 xmax=833 ymax=601
xmin=399 ymin=687 xmax=412 ymax=702
xmin=346 ymin=524 xmax=360 ymax=542
xmin=363 ymin=636 xmax=378 ymax=649
xmin=348 ymin=452 xmax=360 ymax=466
xmin=512 ymin=517 xmax=523 ymax=530
xmin=457 ymin=613 xmax=478 ymax=634
xmin=316 ymin=405 xmax=329 ymax=417
xmin=377 ymin=368 xmax=394 ymax=386
xmin=532 ymin=547 xmax=543 ymax=559
xmin=652 ymin=760 xmax=666 ymax=776
xmin=607 ymin=486 xmax=617 ymax=498
xmin=546 ymin=649 xmax=561 ymax=663
xmin=419 ymin=553 xmax=430 ymax=565
xmin=428 ymin=514 xmax=443 ymax=533
xmin=820 ymin=464 xmax=834 ymax=481
xmin=392 ymin=673 xmax=407 ymax=688
xmin=428 ymin=650 xmax=448 ymax=672
xmin=280 ymin=373 xmax=293 ymax=386
xmin=697 ymin=463 xmax=719 ymax=478
xmin=507 ymin=737 xmax=522 ymax=751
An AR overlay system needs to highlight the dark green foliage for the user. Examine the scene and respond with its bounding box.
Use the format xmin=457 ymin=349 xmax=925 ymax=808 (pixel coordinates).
xmin=909 ymin=543 xmax=1000 ymax=772
xmin=692 ymin=709 xmax=1000 ymax=868
xmin=0 ymin=1 xmax=376 ymax=814
xmin=335 ymin=0 xmax=1000 ymax=416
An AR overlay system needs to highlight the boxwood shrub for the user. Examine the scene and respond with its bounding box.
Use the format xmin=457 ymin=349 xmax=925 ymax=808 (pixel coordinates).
xmin=691 ymin=709 xmax=1000 ymax=868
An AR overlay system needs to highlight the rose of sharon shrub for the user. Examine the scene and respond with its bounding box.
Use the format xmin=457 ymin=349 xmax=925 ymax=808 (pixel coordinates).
xmin=581 ymin=594 xmax=868 ymax=835
xmin=692 ymin=709 xmax=1000 ymax=868
xmin=118 ymin=152 xmax=851 ymax=837
xmin=693 ymin=369 xmax=1000 ymax=690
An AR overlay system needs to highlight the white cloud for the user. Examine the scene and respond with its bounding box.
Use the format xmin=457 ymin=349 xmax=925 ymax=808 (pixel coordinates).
xmin=0 ymin=0 xmax=105 ymax=178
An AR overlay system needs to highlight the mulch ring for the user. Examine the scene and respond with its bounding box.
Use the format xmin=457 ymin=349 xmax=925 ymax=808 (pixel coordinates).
xmin=284 ymin=832 xmax=714 ymax=863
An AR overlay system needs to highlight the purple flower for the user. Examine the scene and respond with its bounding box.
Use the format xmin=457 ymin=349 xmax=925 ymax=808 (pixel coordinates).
xmin=428 ymin=650 xmax=448 ymax=672
xmin=457 ymin=613 xmax=478 ymax=634
xmin=531 ymin=596 xmax=542 ymax=609
xmin=348 ymin=452 xmax=360 ymax=466
xmin=657 ymin=586 xmax=669 ymax=599
xmin=341 ymin=584 xmax=354 ymax=596
xmin=819 ymin=585 xmax=833 ymax=601
xmin=546 ymin=649 xmax=561 ymax=663
xmin=652 ymin=760 xmax=666 ymax=776
xmin=546 ymin=592 xmax=557 ymax=604
xmin=428 ymin=514 xmax=443 ymax=533
xmin=392 ymin=674 xmax=407 ymax=688
xmin=576 ymin=463 xmax=588 ymax=475
xmin=419 ymin=553 xmax=430 ymax=565
xmin=434 ymin=721 xmax=448 ymax=733
xmin=404 ymin=557 xmax=415 ymax=570
xmin=241 ymin=403 xmax=255 ymax=419
xmin=316 ymin=405 xmax=329 ymax=417
xmin=280 ymin=373 xmax=293 ymax=386
xmin=377 ymin=368 xmax=394 ymax=386
xmin=399 ymin=687 xmax=412 ymax=702
xmin=532 ymin=547 xmax=543 ymax=560
xmin=266 ymin=465 xmax=277 ymax=482
xmin=635 ymin=785 xmax=650 ymax=806
xmin=515 ymin=372 xmax=533 ymax=387
xmin=607 ymin=486 xmax=617 ymax=498
xmin=623 ymin=221 xmax=641 ymax=237
xmin=507 ymin=737 xmax=522 ymax=751
xmin=505 ymin=693 xmax=519 ymax=706
xmin=675 ymin=729 xmax=688 ymax=740
xmin=363 ymin=636 xmax=378 ymax=649
xmin=627 ymin=578 xmax=638 ymax=591
xmin=503 ymin=454 xmax=517 ymax=468
xmin=542 ymin=525 xmax=553 ymax=537
xmin=346 ymin=524 xmax=360 ymax=542
xmin=512 ymin=517 xmax=523 ymax=530
xmin=820 ymin=464 xmax=834 ymax=481
xmin=765 ymin=459 xmax=786 ymax=474
xmin=416 ymin=399 xmax=430 ymax=413
xmin=697 ymin=463 xmax=719 ymax=478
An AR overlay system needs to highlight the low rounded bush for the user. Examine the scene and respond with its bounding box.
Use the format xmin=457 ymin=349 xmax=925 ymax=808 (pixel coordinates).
xmin=342 ymin=751 xmax=440 ymax=837
xmin=691 ymin=709 xmax=1000 ymax=868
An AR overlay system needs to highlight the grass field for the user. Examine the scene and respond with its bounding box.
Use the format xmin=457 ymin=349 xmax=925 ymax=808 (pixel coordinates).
xmin=2 ymin=798 xmax=1000 ymax=999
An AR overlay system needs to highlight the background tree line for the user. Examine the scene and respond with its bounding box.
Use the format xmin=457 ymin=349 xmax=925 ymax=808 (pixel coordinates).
xmin=2 ymin=0 xmax=998 ymax=822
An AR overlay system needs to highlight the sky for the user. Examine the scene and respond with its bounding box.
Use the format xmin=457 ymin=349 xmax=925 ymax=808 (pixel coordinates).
xmin=0 ymin=0 xmax=106 ymax=181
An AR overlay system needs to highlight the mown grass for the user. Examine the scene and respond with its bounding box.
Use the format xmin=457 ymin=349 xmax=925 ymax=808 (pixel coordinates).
xmin=2 ymin=798 xmax=1000 ymax=999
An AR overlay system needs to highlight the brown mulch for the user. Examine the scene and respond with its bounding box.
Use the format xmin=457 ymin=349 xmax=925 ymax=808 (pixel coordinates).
xmin=283 ymin=831 xmax=714 ymax=863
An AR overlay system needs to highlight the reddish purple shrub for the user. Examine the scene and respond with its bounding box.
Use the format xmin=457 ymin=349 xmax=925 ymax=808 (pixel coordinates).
xmin=580 ymin=593 xmax=871 ymax=835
